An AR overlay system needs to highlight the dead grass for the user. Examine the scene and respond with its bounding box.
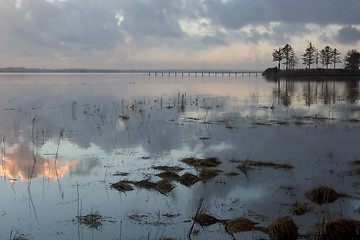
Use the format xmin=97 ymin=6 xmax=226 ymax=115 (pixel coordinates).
xmin=249 ymin=160 xmax=294 ymax=169
xmin=350 ymin=160 xmax=360 ymax=165
xmin=315 ymin=218 xmax=360 ymax=240
xmin=199 ymin=168 xmax=222 ymax=180
xmin=76 ymin=212 xmax=103 ymax=229
xmin=237 ymin=159 xmax=293 ymax=174
xmin=225 ymin=171 xmax=240 ymax=176
xmin=305 ymin=185 xmax=346 ymax=205
xmin=291 ymin=201 xmax=310 ymax=216
xmin=152 ymin=165 xmax=184 ymax=172
xmin=181 ymin=157 xmax=222 ymax=168
xmin=156 ymin=171 xmax=180 ymax=180
xmin=111 ymin=180 xmax=134 ymax=192
xmin=134 ymin=179 xmax=175 ymax=195
xmin=224 ymin=217 xmax=264 ymax=233
xmin=155 ymin=179 xmax=175 ymax=194
xmin=178 ymin=172 xmax=199 ymax=186
xmin=193 ymin=213 xmax=220 ymax=226
xmin=267 ymin=216 xmax=298 ymax=240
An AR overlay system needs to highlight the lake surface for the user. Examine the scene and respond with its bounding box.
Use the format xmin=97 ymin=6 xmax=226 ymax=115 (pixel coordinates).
xmin=0 ymin=73 xmax=359 ymax=240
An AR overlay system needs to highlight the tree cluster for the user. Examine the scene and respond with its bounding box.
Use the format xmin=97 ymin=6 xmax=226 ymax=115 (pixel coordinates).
xmin=272 ymin=43 xmax=360 ymax=71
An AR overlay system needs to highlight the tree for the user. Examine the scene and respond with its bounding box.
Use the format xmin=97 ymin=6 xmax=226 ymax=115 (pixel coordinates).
xmin=320 ymin=46 xmax=332 ymax=69
xmin=344 ymin=49 xmax=360 ymax=70
xmin=272 ymin=47 xmax=284 ymax=70
xmin=331 ymin=48 xmax=341 ymax=69
xmin=315 ymin=51 xmax=320 ymax=68
xmin=282 ymin=44 xmax=295 ymax=70
xmin=288 ymin=50 xmax=298 ymax=70
xmin=302 ymin=42 xmax=317 ymax=69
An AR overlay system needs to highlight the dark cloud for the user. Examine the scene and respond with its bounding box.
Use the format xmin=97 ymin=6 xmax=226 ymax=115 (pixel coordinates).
xmin=201 ymin=0 xmax=360 ymax=29
xmin=336 ymin=25 xmax=360 ymax=44
xmin=118 ymin=0 xmax=185 ymax=39
xmin=0 ymin=0 xmax=360 ymax=68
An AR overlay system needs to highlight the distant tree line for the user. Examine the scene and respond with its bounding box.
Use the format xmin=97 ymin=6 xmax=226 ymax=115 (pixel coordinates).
xmin=272 ymin=43 xmax=360 ymax=70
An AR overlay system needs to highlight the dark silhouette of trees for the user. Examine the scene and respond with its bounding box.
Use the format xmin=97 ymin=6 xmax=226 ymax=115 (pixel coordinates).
xmin=344 ymin=49 xmax=360 ymax=70
xmin=331 ymin=48 xmax=341 ymax=69
xmin=269 ymin=42 xmax=360 ymax=71
xmin=320 ymin=46 xmax=332 ymax=69
xmin=302 ymin=42 xmax=317 ymax=69
xmin=272 ymin=47 xmax=283 ymax=69
xmin=272 ymin=44 xmax=297 ymax=70
xmin=282 ymin=44 xmax=295 ymax=70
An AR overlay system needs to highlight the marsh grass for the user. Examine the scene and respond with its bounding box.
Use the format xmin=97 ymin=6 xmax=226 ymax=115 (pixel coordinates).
xmin=111 ymin=180 xmax=134 ymax=192
xmin=10 ymin=228 xmax=33 ymax=240
xmin=225 ymin=171 xmax=240 ymax=176
xmin=224 ymin=217 xmax=265 ymax=233
xmin=181 ymin=157 xmax=222 ymax=168
xmin=305 ymin=186 xmax=347 ymax=205
xmin=199 ymin=168 xmax=222 ymax=181
xmin=134 ymin=179 xmax=175 ymax=195
xmin=152 ymin=165 xmax=184 ymax=172
xmin=237 ymin=159 xmax=294 ymax=174
xmin=315 ymin=218 xmax=360 ymax=240
xmin=76 ymin=212 xmax=103 ymax=229
xmin=178 ymin=172 xmax=199 ymax=186
xmin=291 ymin=201 xmax=310 ymax=216
xmin=267 ymin=216 xmax=298 ymax=240
xmin=156 ymin=171 xmax=181 ymax=180
xmin=193 ymin=212 xmax=221 ymax=226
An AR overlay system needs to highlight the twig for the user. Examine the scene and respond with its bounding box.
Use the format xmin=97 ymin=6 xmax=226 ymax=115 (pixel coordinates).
xmin=188 ymin=196 xmax=204 ymax=240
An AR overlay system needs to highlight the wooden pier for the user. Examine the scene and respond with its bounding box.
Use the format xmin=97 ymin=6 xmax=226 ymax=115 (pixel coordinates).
xmin=148 ymin=71 xmax=262 ymax=77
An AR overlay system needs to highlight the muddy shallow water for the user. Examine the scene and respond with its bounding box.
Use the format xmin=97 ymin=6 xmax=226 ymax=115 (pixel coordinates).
xmin=0 ymin=73 xmax=359 ymax=240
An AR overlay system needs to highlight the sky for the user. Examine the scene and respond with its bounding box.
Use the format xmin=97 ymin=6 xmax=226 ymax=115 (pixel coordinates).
xmin=0 ymin=0 xmax=360 ymax=70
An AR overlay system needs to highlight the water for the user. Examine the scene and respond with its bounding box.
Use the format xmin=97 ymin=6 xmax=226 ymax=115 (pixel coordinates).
xmin=0 ymin=73 xmax=359 ymax=239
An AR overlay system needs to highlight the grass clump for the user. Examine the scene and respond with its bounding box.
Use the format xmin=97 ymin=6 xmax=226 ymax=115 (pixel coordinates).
xmin=224 ymin=217 xmax=264 ymax=233
xmin=267 ymin=216 xmax=298 ymax=240
xmin=305 ymin=185 xmax=346 ymax=205
xmin=249 ymin=160 xmax=294 ymax=169
xmin=134 ymin=179 xmax=175 ymax=195
xmin=178 ymin=172 xmax=199 ymax=186
xmin=291 ymin=201 xmax=310 ymax=216
xmin=225 ymin=171 xmax=240 ymax=176
xmin=111 ymin=180 xmax=134 ymax=192
xmin=237 ymin=159 xmax=293 ymax=175
xmin=181 ymin=157 xmax=222 ymax=168
xmin=156 ymin=171 xmax=180 ymax=180
xmin=199 ymin=168 xmax=222 ymax=181
xmin=152 ymin=165 xmax=184 ymax=172
xmin=316 ymin=218 xmax=360 ymax=240
xmin=193 ymin=213 xmax=221 ymax=226
xmin=76 ymin=212 xmax=103 ymax=229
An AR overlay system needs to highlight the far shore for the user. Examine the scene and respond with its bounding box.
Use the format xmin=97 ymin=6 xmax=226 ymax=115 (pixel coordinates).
xmin=262 ymin=67 xmax=360 ymax=77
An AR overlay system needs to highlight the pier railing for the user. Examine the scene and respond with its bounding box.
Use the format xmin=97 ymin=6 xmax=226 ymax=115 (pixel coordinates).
xmin=147 ymin=71 xmax=262 ymax=77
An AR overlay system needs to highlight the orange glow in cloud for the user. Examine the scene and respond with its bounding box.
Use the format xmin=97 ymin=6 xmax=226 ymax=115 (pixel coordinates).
xmin=0 ymin=144 xmax=76 ymax=181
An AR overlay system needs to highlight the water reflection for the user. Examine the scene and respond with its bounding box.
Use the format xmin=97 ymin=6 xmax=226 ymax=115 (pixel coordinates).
xmin=0 ymin=73 xmax=359 ymax=239
xmin=267 ymin=76 xmax=360 ymax=106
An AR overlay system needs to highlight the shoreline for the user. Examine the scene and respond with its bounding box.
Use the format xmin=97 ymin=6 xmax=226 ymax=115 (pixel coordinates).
xmin=262 ymin=67 xmax=360 ymax=77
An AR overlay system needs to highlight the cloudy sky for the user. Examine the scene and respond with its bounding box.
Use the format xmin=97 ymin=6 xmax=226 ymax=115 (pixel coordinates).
xmin=1 ymin=0 xmax=359 ymax=70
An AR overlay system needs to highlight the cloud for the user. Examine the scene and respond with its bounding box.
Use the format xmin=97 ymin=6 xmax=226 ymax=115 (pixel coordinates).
xmin=1 ymin=0 xmax=360 ymax=68
xmin=202 ymin=35 xmax=228 ymax=46
xmin=336 ymin=25 xmax=360 ymax=44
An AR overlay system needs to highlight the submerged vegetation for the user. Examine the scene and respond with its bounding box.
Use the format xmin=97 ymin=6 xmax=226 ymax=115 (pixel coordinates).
xmin=76 ymin=212 xmax=103 ymax=229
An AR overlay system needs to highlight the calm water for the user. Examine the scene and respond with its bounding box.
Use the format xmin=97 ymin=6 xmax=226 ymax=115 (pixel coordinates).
xmin=0 ymin=73 xmax=359 ymax=240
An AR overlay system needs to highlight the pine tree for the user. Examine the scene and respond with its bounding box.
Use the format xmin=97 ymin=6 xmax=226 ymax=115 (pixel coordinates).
xmin=331 ymin=48 xmax=341 ymax=69
xmin=320 ymin=46 xmax=332 ymax=69
xmin=272 ymin=47 xmax=284 ymax=70
xmin=344 ymin=49 xmax=360 ymax=70
xmin=302 ymin=42 xmax=317 ymax=69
